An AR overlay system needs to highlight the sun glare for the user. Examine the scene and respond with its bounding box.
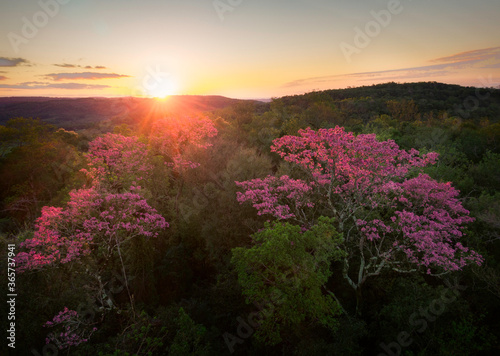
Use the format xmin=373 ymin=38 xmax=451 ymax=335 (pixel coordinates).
xmin=147 ymin=78 xmax=178 ymax=99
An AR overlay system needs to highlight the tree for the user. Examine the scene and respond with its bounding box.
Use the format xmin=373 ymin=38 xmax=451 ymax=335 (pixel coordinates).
xmin=236 ymin=126 xmax=482 ymax=313
xmin=149 ymin=115 xmax=217 ymax=172
xmin=43 ymin=307 xmax=97 ymax=350
xmin=81 ymin=133 xmax=152 ymax=192
xmin=231 ymin=217 xmax=345 ymax=345
xmin=15 ymin=130 xmax=170 ymax=350
xmin=386 ymin=99 xmax=420 ymax=122
xmin=148 ymin=115 xmax=218 ymax=219
xmin=0 ymin=118 xmax=83 ymax=226
xmin=16 ymin=186 xmax=168 ymax=344
xmin=17 ymin=186 xmax=167 ymax=271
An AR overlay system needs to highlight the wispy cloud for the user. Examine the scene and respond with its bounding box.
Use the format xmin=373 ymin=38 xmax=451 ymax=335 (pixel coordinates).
xmin=0 ymin=81 xmax=111 ymax=90
xmin=283 ymin=47 xmax=500 ymax=89
xmin=0 ymin=57 xmax=30 ymax=67
xmin=54 ymin=63 xmax=108 ymax=69
xmin=44 ymin=72 xmax=130 ymax=81
xmin=0 ymin=76 xmax=8 ymax=81
xmin=431 ymin=47 xmax=500 ymax=64
xmin=54 ymin=63 xmax=79 ymax=68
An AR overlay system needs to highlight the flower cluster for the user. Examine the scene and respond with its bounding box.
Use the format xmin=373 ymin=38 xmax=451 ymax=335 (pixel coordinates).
xmin=236 ymin=127 xmax=482 ymax=274
xmin=17 ymin=188 xmax=168 ymax=272
xmin=44 ymin=307 xmax=97 ymax=350
xmin=81 ymin=133 xmax=152 ymax=191
xmin=387 ymin=174 xmax=482 ymax=272
xmin=271 ymin=126 xmax=438 ymax=189
xmin=149 ymin=116 xmax=217 ymax=172
xmin=236 ymin=175 xmax=314 ymax=220
xmin=17 ymin=129 xmax=179 ymax=347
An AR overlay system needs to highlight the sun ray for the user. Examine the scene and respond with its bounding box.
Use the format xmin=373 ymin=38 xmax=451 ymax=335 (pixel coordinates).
xmin=146 ymin=76 xmax=178 ymax=99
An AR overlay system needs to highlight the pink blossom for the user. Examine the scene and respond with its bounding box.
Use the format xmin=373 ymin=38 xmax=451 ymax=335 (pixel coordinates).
xmin=149 ymin=115 xmax=217 ymax=172
xmin=236 ymin=126 xmax=482 ymax=274
xmin=17 ymin=188 xmax=168 ymax=272
xmin=81 ymin=133 xmax=152 ymax=191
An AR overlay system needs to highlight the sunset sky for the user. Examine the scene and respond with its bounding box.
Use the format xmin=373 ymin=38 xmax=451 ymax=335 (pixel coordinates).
xmin=0 ymin=0 xmax=499 ymax=99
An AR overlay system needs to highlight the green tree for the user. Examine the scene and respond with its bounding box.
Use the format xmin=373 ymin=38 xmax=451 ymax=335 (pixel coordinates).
xmin=231 ymin=217 xmax=345 ymax=345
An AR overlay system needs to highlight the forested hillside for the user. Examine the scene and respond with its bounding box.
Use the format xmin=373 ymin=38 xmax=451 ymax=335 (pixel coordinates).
xmin=1 ymin=82 xmax=499 ymax=355
xmin=0 ymin=96 xmax=251 ymax=130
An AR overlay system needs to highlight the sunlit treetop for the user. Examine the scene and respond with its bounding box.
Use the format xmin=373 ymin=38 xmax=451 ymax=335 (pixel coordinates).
xmin=149 ymin=115 xmax=217 ymax=171
xmin=236 ymin=126 xmax=482 ymax=279
xmin=81 ymin=133 xmax=152 ymax=191
xmin=16 ymin=187 xmax=168 ymax=273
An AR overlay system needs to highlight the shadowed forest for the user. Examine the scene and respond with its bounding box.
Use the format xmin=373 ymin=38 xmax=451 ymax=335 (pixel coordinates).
xmin=1 ymin=82 xmax=499 ymax=355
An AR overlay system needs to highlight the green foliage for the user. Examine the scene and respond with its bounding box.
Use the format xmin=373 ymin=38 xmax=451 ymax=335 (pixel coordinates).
xmin=84 ymin=307 xmax=211 ymax=356
xmin=89 ymin=311 xmax=168 ymax=356
xmin=231 ymin=217 xmax=345 ymax=345
xmin=169 ymin=308 xmax=211 ymax=356
xmin=369 ymin=275 xmax=497 ymax=356
xmin=432 ymin=313 xmax=496 ymax=356
xmin=6 ymin=83 xmax=500 ymax=354
xmin=470 ymin=151 xmax=500 ymax=194
xmin=0 ymin=118 xmax=85 ymax=228
xmin=424 ymin=144 xmax=474 ymax=194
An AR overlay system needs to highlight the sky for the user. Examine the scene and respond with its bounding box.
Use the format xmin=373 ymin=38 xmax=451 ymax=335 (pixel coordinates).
xmin=0 ymin=0 xmax=499 ymax=99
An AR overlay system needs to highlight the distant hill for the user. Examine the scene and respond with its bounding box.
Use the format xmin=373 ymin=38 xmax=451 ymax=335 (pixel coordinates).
xmin=279 ymin=82 xmax=500 ymax=103
xmin=2 ymin=83 xmax=500 ymax=131
xmin=274 ymin=82 xmax=500 ymax=124
xmin=0 ymin=95 xmax=256 ymax=130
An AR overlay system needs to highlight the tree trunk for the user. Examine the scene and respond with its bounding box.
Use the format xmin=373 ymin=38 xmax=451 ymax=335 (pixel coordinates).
xmin=355 ymin=286 xmax=363 ymax=316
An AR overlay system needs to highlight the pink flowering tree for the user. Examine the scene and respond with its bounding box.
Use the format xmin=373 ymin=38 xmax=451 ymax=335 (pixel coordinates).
xmin=149 ymin=115 xmax=217 ymax=172
xmin=81 ymin=133 xmax=152 ymax=192
xmin=17 ymin=187 xmax=167 ymax=273
xmin=148 ymin=116 xmax=217 ymax=218
xmin=16 ymin=186 xmax=168 ymax=343
xmin=44 ymin=307 xmax=98 ymax=350
xmin=16 ymin=131 xmax=169 ymax=348
xmin=236 ymin=126 xmax=482 ymax=313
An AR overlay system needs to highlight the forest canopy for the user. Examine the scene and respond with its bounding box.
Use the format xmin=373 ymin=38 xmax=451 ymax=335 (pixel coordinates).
xmin=1 ymin=82 xmax=499 ymax=355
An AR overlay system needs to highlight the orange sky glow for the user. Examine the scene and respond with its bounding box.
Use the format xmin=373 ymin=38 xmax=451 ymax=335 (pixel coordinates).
xmin=0 ymin=0 xmax=499 ymax=99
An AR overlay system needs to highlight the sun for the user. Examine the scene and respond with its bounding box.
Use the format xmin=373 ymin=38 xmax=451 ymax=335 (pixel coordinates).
xmin=147 ymin=77 xmax=178 ymax=99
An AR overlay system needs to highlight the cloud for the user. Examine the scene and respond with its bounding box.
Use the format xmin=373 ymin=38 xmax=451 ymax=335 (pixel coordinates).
xmin=0 ymin=57 xmax=29 ymax=67
xmin=283 ymin=46 xmax=500 ymax=89
xmin=54 ymin=63 xmax=79 ymax=68
xmin=283 ymin=65 xmax=451 ymax=89
xmin=482 ymin=63 xmax=500 ymax=69
xmin=48 ymin=83 xmax=111 ymax=89
xmin=356 ymin=70 xmax=450 ymax=83
xmin=0 ymin=76 xmax=8 ymax=81
xmin=53 ymin=64 xmax=108 ymax=69
xmin=0 ymin=81 xmax=111 ymax=90
xmin=44 ymin=72 xmax=130 ymax=81
xmin=431 ymin=46 xmax=500 ymax=64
